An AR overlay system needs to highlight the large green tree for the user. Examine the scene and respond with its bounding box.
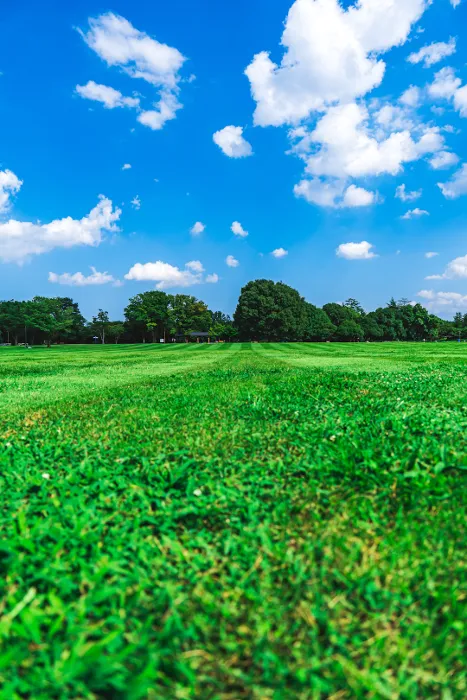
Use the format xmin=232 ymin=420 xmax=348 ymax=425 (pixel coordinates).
xmin=124 ymin=291 xmax=172 ymax=342
xmin=234 ymin=280 xmax=308 ymax=341
xmin=168 ymin=295 xmax=212 ymax=337
xmin=303 ymin=303 xmax=336 ymax=341
xmin=26 ymin=298 xmax=77 ymax=347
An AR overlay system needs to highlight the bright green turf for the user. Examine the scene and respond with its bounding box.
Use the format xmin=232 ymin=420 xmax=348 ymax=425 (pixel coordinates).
xmin=0 ymin=343 xmax=466 ymax=699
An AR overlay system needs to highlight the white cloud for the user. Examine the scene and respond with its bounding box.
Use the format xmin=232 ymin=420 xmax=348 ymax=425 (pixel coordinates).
xmin=131 ymin=195 xmax=141 ymax=210
xmin=401 ymin=208 xmax=429 ymax=219
xmin=294 ymin=178 xmax=375 ymax=209
xmin=245 ymin=0 xmax=429 ymax=127
xmin=125 ymin=260 xmax=205 ymax=289
xmin=122 ymin=163 xmax=132 ymax=170
xmin=426 ymin=254 xmax=467 ymax=280
xmin=395 ymin=184 xmax=422 ymax=201
xmin=0 ymin=195 xmax=121 ymax=264
xmin=336 ymin=241 xmax=377 ymax=260
xmin=438 ymin=164 xmax=467 ymax=199
xmin=137 ymin=91 xmax=182 ymax=130
xmin=271 ymin=247 xmax=288 ymax=258
xmin=342 ymin=184 xmax=375 ymax=207
xmin=75 ymin=81 xmax=139 ymax=109
xmin=425 ymin=251 xmax=439 ymax=259
xmin=0 ymin=169 xmax=22 ymax=214
xmin=185 ymin=260 xmax=204 ymax=273
xmin=408 ymin=38 xmax=456 ymax=68
xmin=213 ymin=126 xmax=253 ymax=158
xmin=205 ymin=273 xmax=219 ymax=284
xmin=400 ymin=86 xmax=421 ymax=107
xmin=231 ymin=221 xmax=248 ymax=238
xmin=428 ymin=67 xmax=461 ymax=100
xmin=428 ymin=67 xmax=467 ymax=118
xmin=190 ymin=221 xmax=205 ymax=236
xmin=417 ymin=289 xmax=467 ymax=312
xmin=226 ymin=255 xmax=239 ymax=268
xmin=297 ymin=103 xmax=443 ymax=180
xmin=450 ymin=0 xmax=462 ymax=7
xmin=48 ymin=266 xmax=118 ymax=286
xmin=429 ymin=151 xmax=459 ymax=170
xmin=78 ymin=13 xmax=186 ymax=130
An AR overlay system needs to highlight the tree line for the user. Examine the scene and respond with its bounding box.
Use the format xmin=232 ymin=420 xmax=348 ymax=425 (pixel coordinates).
xmin=0 ymin=281 xmax=464 ymax=345
xmin=0 ymin=293 xmax=236 ymax=345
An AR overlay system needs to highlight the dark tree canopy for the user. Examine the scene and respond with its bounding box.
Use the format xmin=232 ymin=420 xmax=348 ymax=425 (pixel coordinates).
xmin=234 ymin=280 xmax=308 ymax=341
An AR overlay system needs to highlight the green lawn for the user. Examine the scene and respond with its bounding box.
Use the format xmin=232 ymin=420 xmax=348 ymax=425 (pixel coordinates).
xmin=0 ymin=343 xmax=466 ymax=699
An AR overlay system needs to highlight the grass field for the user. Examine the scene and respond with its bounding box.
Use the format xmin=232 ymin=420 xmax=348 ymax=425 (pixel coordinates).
xmin=0 ymin=343 xmax=466 ymax=699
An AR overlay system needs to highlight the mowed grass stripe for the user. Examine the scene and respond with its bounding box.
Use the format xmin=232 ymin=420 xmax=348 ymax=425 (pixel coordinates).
xmin=253 ymin=341 xmax=467 ymax=370
xmin=0 ymin=343 xmax=239 ymax=415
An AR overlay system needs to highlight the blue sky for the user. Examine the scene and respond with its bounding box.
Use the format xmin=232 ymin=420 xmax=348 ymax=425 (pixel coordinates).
xmin=1 ymin=0 xmax=467 ymax=319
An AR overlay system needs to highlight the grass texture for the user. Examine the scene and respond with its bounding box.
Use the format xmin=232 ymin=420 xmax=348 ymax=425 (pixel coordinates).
xmin=0 ymin=343 xmax=466 ymax=699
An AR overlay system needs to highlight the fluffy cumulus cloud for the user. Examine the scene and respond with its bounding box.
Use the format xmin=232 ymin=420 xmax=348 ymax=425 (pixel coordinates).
xmin=242 ymin=0 xmax=463 ymax=209
xmin=407 ymin=38 xmax=456 ymax=68
xmin=125 ymin=259 xmax=217 ymax=289
xmin=291 ymin=102 xmax=443 ymax=207
xmin=401 ymin=207 xmax=429 ymax=219
xmin=271 ymin=247 xmax=288 ymax=258
xmin=429 ymin=150 xmax=459 ymax=170
xmin=438 ymin=164 xmax=467 ymax=198
xmin=336 ymin=241 xmax=377 ymax=260
xmin=417 ymin=289 xmax=467 ymax=312
xmin=425 ymin=251 xmax=439 ymax=259
xmin=225 ymin=255 xmax=239 ymax=268
xmin=213 ymin=126 xmax=253 ymax=158
xmin=0 ymin=195 xmax=121 ymax=264
xmin=294 ymin=178 xmax=375 ymax=209
xmin=400 ymin=86 xmax=421 ymax=107
xmin=78 ymin=13 xmax=186 ymax=130
xmin=395 ymin=184 xmax=422 ymax=201
xmin=190 ymin=221 xmax=205 ymax=236
xmin=48 ymin=267 xmax=118 ymax=287
xmin=450 ymin=0 xmax=462 ymax=7
xmin=75 ymin=81 xmax=139 ymax=109
xmin=245 ymin=0 xmax=429 ymax=127
xmin=426 ymin=254 xmax=467 ymax=280
xmin=185 ymin=259 xmax=204 ymax=273
xmin=122 ymin=163 xmax=132 ymax=170
xmin=293 ymin=103 xmax=444 ymax=180
xmin=428 ymin=67 xmax=467 ymax=117
xmin=0 ymin=169 xmax=23 ymax=214
xmin=131 ymin=195 xmax=141 ymax=210
xmin=231 ymin=221 xmax=248 ymax=237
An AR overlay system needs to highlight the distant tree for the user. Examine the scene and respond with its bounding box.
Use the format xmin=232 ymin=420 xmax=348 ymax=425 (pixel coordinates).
xmin=361 ymin=313 xmax=384 ymax=340
xmin=106 ymin=322 xmax=125 ymax=344
xmin=343 ymin=298 xmax=365 ymax=316
xmin=26 ymin=298 xmax=75 ymax=347
xmin=169 ymin=295 xmax=212 ymax=337
xmin=0 ymin=300 xmax=30 ymax=344
xmin=91 ymin=310 xmax=110 ymax=344
xmin=335 ymin=320 xmax=362 ymax=341
xmin=211 ymin=311 xmax=232 ymax=325
xmin=234 ymin=279 xmax=308 ymax=341
xmin=124 ymin=291 xmax=172 ymax=342
xmin=304 ymin=304 xmax=336 ymax=341
xmin=323 ymin=303 xmax=361 ymax=327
